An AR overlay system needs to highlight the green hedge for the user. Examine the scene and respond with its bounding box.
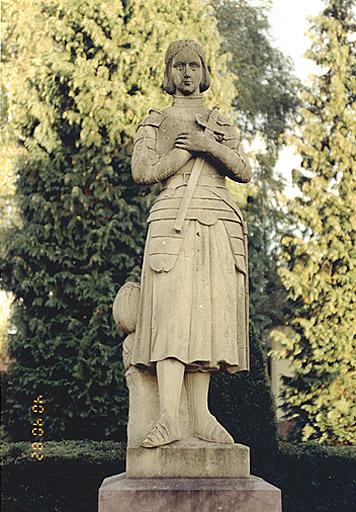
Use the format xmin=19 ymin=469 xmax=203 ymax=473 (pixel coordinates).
xmin=1 ymin=440 xmax=355 ymax=512
xmin=278 ymin=442 xmax=356 ymax=512
xmin=1 ymin=441 xmax=125 ymax=512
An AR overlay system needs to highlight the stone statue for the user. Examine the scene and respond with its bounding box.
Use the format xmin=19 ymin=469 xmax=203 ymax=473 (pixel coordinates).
xmin=117 ymin=39 xmax=251 ymax=451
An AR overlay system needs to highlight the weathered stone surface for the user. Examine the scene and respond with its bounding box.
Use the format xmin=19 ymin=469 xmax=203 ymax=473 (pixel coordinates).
xmin=100 ymin=41 xmax=280 ymax=512
xmin=112 ymin=39 xmax=253 ymax=451
xmin=124 ymin=366 xmax=191 ymax=448
xmin=98 ymin=473 xmax=282 ymax=512
xmin=126 ymin=439 xmax=250 ymax=478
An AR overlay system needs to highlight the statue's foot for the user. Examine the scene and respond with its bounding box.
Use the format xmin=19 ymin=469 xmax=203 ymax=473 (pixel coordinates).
xmin=142 ymin=416 xmax=181 ymax=448
xmin=194 ymin=414 xmax=234 ymax=444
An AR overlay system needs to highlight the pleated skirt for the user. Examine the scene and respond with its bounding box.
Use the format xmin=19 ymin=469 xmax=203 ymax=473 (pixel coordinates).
xmin=131 ymin=218 xmax=249 ymax=374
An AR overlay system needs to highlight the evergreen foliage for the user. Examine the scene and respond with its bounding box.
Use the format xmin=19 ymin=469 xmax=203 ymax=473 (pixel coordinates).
xmin=0 ymin=81 xmax=19 ymax=369
xmin=1 ymin=0 xmax=235 ymax=440
xmin=278 ymin=442 xmax=356 ymax=512
xmin=210 ymin=326 xmax=279 ymax=477
xmin=1 ymin=0 xmax=300 ymax=444
xmin=2 ymin=440 xmax=355 ymax=512
xmin=213 ymin=0 xmax=299 ymax=145
xmin=1 ymin=440 xmax=125 ymax=512
xmin=275 ymin=0 xmax=355 ymax=445
xmin=213 ymin=4 xmax=299 ymax=448
xmin=214 ymin=0 xmax=299 ymax=338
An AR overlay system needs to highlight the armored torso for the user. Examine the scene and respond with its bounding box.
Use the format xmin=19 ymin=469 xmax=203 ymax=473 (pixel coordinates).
xmin=131 ymin=93 xmax=250 ymax=376
xmin=140 ymin=96 xmax=248 ymax=276
xmin=156 ymin=102 xmax=210 ymax=156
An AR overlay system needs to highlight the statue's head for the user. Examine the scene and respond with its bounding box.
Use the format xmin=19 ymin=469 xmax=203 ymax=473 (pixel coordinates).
xmin=163 ymin=40 xmax=211 ymax=96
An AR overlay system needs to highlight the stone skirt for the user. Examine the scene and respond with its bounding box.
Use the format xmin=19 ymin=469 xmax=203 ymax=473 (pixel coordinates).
xmin=131 ymin=213 xmax=249 ymax=374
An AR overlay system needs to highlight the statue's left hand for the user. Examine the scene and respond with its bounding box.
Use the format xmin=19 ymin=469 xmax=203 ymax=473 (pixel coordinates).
xmin=175 ymin=131 xmax=212 ymax=153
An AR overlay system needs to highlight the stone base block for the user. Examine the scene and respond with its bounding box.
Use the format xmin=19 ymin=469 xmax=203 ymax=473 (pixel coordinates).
xmin=98 ymin=473 xmax=282 ymax=512
xmin=127 ymin=439 xmax=250 ymax=478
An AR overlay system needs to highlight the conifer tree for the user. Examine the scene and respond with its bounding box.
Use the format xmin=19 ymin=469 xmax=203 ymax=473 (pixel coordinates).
xmin=209 ymin=1 xmax=299 ymax=469
xmin=213 ymin=0 xmax=298 ymax=145
xmin=213 ymin=0 xmax=299 ymax=338
xmin=1 ymin=0 xmax=235 ymax=439
xmin=277 ymin=0 xmax=355 ymax=445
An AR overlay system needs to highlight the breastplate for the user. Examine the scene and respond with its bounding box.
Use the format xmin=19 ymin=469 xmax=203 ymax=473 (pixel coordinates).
xmin=155 ymin=105 xmax=210 ymax=155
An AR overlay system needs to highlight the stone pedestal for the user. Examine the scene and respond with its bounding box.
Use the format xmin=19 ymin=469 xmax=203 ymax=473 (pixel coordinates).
xmin=98 ymin=473 xmax=282 ymax=512
xmin=127 ymin=439 xmax=250 ymax=478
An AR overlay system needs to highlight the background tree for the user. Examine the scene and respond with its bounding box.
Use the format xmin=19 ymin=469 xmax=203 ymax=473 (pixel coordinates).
xmin=275 ymin=0 xmax=355 ymax=445
xmin=210 ymin=0 xmax=299 ymax=474
xmin=1 ymin=0 xmax=300 ymax=452
xmin=213 ymin=0 xmax=298 ymax=145
xmin=0 ymin=79 xmax=20 ymax=372
xmin=1 ymin=0 xmax=235 ymax=440
xmin=213 ymin=0 xmax=299 ymax=338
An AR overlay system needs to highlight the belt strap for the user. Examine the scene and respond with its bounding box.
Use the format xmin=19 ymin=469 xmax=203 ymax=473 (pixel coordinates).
xmin=162 ymin=173 xmax=225 ymax=190
xmin=174 ymin=107 xmax=220 ymax=233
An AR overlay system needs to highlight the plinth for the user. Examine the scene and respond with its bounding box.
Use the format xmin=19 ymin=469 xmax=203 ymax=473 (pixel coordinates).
xmin=98 ymin=473 xmax=282 ymax=512
xmin=99 ymin=440 xmax=282 ymax=511
xmin=127 ymin=439 xmax=250 ymax=478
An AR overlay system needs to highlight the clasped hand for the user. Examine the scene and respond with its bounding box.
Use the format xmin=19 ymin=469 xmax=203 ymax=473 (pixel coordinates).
xmin=175 ymin=131 xmax=212 ymax=154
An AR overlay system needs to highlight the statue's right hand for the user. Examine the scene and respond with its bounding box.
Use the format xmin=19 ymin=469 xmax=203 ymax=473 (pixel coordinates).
xmin=174 ymin=147 xmax=192 ymax=158
xmin=175 ymin=131 xmax=211 ymax=154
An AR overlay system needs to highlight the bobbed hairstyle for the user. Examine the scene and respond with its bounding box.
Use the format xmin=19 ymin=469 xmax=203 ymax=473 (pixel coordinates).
xmin=163 ymin=39 xmax=211 ymax=95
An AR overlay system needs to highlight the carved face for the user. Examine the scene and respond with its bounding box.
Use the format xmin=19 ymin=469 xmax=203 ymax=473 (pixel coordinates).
xmin=171 ymin=48 xmax=203 ymax=96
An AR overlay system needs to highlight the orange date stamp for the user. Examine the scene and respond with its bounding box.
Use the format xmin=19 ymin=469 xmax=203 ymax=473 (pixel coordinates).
xmin=31 ymin=395 xmax=45 ymax=461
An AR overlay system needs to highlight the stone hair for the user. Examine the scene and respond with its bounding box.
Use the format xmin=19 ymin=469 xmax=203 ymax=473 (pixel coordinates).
xmin=163 ymin=39 xmax=211 ymax=95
